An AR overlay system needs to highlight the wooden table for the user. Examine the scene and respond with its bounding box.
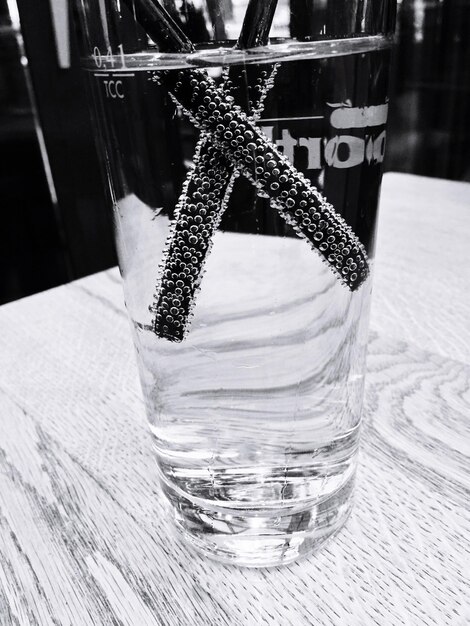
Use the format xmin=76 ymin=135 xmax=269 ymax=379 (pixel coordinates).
xmin=1 ymin=173 xmax=469 ymax=625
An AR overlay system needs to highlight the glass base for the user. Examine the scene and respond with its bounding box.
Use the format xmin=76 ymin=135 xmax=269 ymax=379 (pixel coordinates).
xmin=163 ymin=477 xmax=354 ymax=568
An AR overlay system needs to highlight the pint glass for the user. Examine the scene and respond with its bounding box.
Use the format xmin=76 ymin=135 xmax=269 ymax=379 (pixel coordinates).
xmin=73 ymin=0 xmax=396 ymax=566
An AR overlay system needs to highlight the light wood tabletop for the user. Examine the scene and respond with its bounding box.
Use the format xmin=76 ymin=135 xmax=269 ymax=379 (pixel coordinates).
xmin=1 ymin=173 xmax=469 ymax=625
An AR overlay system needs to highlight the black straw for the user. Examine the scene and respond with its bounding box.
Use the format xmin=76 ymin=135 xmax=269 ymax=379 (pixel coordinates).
xmin=122 ymin=0 xmax=194 ymax=52
xmin=238 ymin=0 xmax=279 ymax=49
xmin=151 ymin=0 xmax=280 ymax=341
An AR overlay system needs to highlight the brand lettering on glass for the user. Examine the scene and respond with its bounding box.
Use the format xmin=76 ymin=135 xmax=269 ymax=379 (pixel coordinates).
xmin=260 ymin=103 xmax=388 ymax=170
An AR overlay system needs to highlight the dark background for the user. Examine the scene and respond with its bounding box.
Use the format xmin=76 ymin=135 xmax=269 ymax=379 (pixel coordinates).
xmin=1 ymin=0 xmax=469 ymax=305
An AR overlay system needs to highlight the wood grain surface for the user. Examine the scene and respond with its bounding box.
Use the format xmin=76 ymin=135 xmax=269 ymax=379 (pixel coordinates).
xmin=1 ymin=173 xmax=469 ymax=625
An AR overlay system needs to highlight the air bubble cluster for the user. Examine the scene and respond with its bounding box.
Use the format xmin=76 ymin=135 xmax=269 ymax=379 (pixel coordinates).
xmin=166 ymin=69 xmax=369 ymax=277
xmin=152 ymin=142 xmax=233 ymax=341
xmin=153 ymin=66 xmax=369 ymax=342
xmin=152 ymin=64 xmax=278 ymax=342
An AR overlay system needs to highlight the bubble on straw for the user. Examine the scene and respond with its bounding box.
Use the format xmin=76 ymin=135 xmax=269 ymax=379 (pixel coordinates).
xmin=162 ymin=67 xmax=369 ymax=291
xmin=152 ymin=64 xmax=279 ymax=342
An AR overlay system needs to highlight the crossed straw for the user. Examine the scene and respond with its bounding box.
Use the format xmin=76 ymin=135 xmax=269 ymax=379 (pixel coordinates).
xmin=124 ymin=0 xmax=370 ymax=343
